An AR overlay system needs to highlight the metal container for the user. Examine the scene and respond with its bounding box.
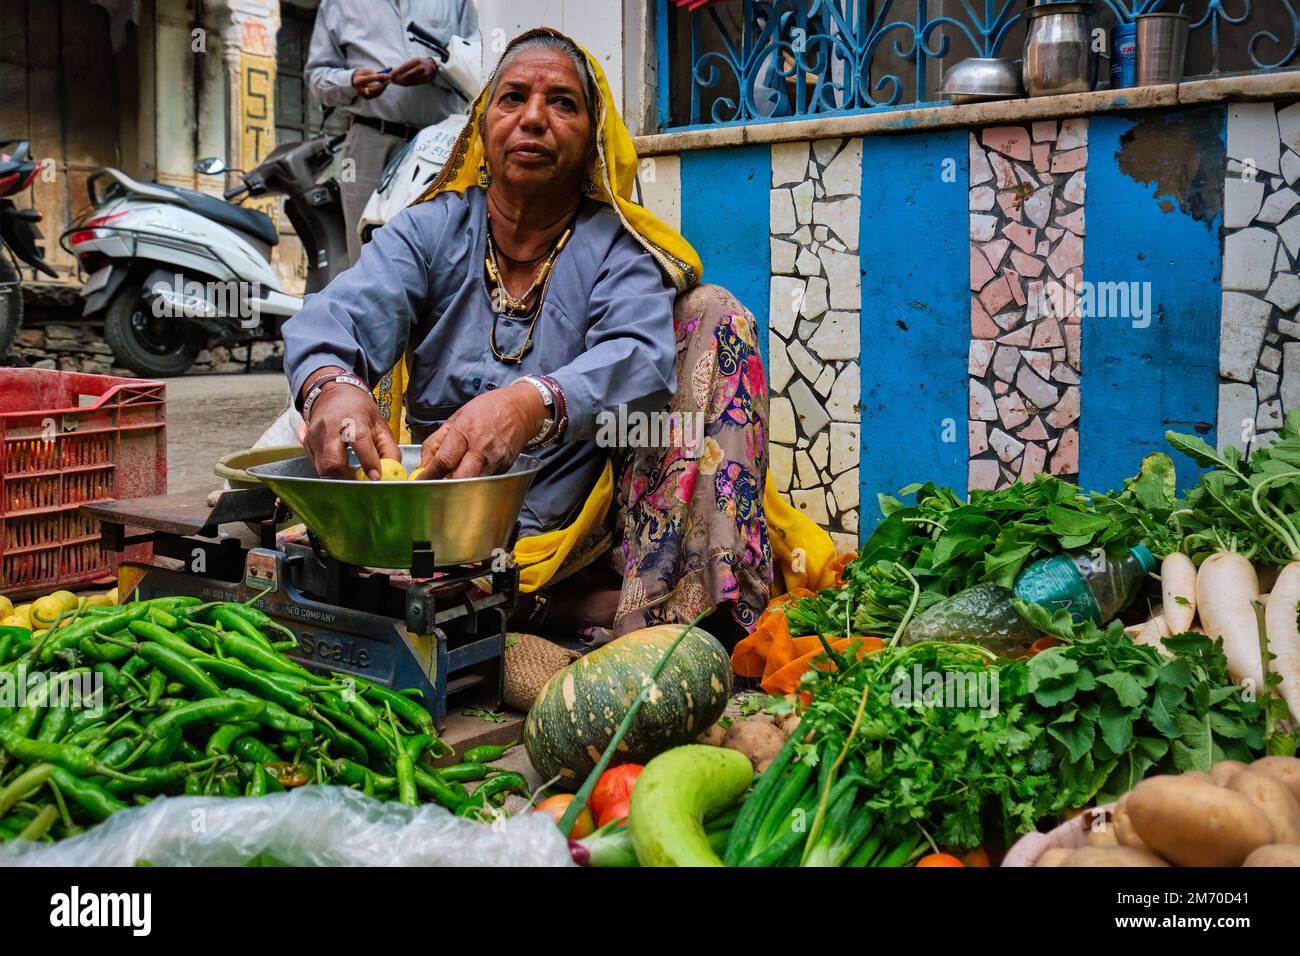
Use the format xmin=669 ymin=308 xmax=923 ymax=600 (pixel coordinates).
xmin=1022 ymin=1 xmax=1098 ymax=97
xmin=248 ymin=445 xmax=543 ymax=569
xmin=214 ymin=445 xmax=305 ymax=491
xmin=939 ymin=57 xmax=1025 ymax=104
xmin=1136 ymin=12 xmax=1189 ymax=86
xmin=1110 ymin=22 xmax=1138 ymax=89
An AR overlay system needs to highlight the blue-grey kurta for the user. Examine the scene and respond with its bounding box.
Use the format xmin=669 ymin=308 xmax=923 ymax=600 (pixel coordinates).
xmin=281 ymin=187 xmax=678 ymax=536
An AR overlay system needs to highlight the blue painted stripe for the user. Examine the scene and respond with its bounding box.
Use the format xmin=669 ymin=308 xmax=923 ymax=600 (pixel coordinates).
xmin=678 ymin=145 xmax=771 ymax=363
xmin=656 ymin=0 xmax=671 ymax=132
xmin=858 ymin=129 xmax=970 ymax=531
xmin=1081 ymin=110 xmax=1224 ymax=495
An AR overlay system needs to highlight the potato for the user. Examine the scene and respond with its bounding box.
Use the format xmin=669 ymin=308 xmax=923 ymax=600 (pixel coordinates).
xmin=1114 ymin=796 xmax=1152 ymax=852
xmin=1177 ymin=770 xmax=1217 ymax=787
xmin=1243 ymin=844 xmax=1300 ymax=867
xmin=1227 ymin=771 xmax=1300 ymax=844
xmin=1127 ymin=775 xmax=1275 ymax=866
xmin=781 ymin=714 xmax=801 ymax=740
xmin=722 ymin=719 xmax=785 ymax=769
xmin=755 ymin=758 xmax=773 ymax=773
xmin=1087 ymin=823 xmax=1119 ymax=847
xmin=1034 ymin=848 xmax=1074 ymax=867
xmin=1060 ymin=846 xmax=1169 ymax=867
xmin=1249 ymin=756 xmax=1300 ymax=804
xmin=1209 ymin=759 xmax=1248 ymax=786
xmin=694 ymin=723 xmax=726 ymax=747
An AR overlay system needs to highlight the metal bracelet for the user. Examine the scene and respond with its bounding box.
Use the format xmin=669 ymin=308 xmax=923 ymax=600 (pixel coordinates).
xmin=302 ymin=374 xmax=372 ymax=423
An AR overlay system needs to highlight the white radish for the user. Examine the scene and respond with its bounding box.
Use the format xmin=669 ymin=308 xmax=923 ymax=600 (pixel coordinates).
xmin=1263 ymin=562 xmax=1300 ymax=725
xmin=1134 ymin=614 xmax=1172 ymax=655
xmin=1161 ymin=552 xmax=1198 ymax=634
xmin=1196 ymin=552 xmax=1264 ymax=691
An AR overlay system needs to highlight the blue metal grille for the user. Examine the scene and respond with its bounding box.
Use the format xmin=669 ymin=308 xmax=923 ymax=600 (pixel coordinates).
xmin=659 ymin=0 xmax=1300 ymax=130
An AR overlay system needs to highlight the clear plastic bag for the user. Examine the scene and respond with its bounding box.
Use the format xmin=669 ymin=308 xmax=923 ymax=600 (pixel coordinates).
xmin=0 ymin=786 xmax=574 ymax=867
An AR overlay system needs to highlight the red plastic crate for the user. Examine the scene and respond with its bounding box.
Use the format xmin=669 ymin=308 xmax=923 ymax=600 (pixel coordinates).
xmin=0 ymin=368 xmax=166 ymax=598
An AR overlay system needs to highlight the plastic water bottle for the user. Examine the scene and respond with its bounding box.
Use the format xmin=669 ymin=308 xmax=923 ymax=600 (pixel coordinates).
xmin=1014 ymin=545 xmax=1157 ymax=625
xmin=902 ymin=545 xmax=1157 ymax=654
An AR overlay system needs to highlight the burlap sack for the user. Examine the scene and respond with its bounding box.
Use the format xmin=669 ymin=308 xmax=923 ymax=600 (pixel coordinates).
xmin=504 ymin=633 xmax=579 ymax=712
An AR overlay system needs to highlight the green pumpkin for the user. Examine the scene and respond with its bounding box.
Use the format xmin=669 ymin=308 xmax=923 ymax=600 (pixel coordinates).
xmin=524 ymin=625 xmax=733 ymax=789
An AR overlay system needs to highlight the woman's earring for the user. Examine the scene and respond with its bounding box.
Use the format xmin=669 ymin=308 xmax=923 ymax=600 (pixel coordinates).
xmin=582 ymin=177 xmax=598 ymax=197
xmin=478 ymin=162 xmax=492 ymax=188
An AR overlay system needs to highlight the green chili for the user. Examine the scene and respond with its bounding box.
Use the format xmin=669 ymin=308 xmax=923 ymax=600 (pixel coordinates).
xmin=222 ymin=689 xmax=312 ymax=734
xmin=35 ymin=706 xmax=72 ymax=744
xmin=461 ymin=741 xmax=517 ymax=764
xmin=16 ymin=803 xmax=59 ymax=841
xmin=145 ymin=669 xmax=166 ymax=708
xmin=141 ymin=697 xmax=263 ymax=741
xmin=39 ymin=767 xmax=131 ymax=819
xmin=128 ymin=620 xmax=212 ymax=661
xmin=38 ymin=605 xmax=148 ymax=663
xmin=385 ymin=705 xmax=417 ymax=807
xmin=412 ymin=767 xmax=465 ymax=809
xmin=317 ymin=704 xmax=389 ymax=758
xmin=133 ymin=642 xmax=223 ymax=699
xmin=230 ymin=735 xmax=278 ymax=764
xmin=205 ymin=721 xmax=259 ymax=756
xmin=195 ymin=657 xmax=311 ymax=714
xmin=0 ymin=763 xmax=53 ymax=817
xmin=2 ymin=668 xmax=91 ymax=738
xmin=439 ymin=762 xmax=489 ymax=783
xmin=473 ymin=771 xmax=529 ymax=801
xmin=345 ymin=676 xmax=434 ymax=735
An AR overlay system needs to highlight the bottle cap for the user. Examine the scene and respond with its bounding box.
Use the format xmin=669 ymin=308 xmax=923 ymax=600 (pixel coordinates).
xmin=1130 ymin=544 xmax=1157 ymax=575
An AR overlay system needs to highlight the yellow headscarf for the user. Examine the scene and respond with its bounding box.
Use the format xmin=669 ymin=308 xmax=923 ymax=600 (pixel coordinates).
xmin=375 ymin=29 xmax=840 ymax=596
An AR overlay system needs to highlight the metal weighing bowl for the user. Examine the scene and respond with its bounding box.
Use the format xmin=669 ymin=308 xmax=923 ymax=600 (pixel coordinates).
xmin=214 ymin=445 xmax=305 ymax=491
xmin=247 ymin=445 xmax=543 ymax=569
xmin=939 ymin=57 xmax=1024 ymax=104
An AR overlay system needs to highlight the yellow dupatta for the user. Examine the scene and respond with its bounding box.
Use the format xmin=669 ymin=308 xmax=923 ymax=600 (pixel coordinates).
xmin=374 ymin=28 xmax=841 ymax=594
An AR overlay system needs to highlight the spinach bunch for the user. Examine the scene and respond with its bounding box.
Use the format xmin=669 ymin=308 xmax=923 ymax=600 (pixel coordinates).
xmin=786 ymin=474 xmax=1140 ymax=639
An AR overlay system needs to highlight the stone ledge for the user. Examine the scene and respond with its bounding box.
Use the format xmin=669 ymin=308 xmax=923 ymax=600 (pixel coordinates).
xmin=634 ymin=70 xmax=1300 ymax=156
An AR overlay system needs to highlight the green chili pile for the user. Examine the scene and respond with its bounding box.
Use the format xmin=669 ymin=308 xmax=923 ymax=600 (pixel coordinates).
xmin=0 ymin=595 xmax=525 ymax=843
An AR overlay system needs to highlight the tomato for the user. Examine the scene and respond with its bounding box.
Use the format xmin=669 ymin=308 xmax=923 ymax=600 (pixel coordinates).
xmin=960 ymin=846 xmax=990 ymax=867
xmin=915 ymin=853 xmax=965 ymax=867
xmin=596 ymin=798 xmax=631 ymax=829
xmin=1028 ymin=637 xmax=1061 ymax=657
xmin=534 ymin=794 xmax=595 ymax=838
xmin=589 ymin=763 xmax=643 ymax=819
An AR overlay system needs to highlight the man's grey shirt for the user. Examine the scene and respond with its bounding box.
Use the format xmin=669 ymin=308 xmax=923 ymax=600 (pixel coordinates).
xmin=306 ymin=0 xmax=478 ymax=127
xmin=281 ymin=189 xmax=679 ymax=536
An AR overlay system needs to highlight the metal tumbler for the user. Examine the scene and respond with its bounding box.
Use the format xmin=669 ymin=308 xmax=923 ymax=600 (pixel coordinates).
xmin=1135 ymin=12 xmax=1189 ymax=86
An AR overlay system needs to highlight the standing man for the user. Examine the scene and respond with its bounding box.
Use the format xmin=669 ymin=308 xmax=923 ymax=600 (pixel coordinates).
xmin=306 ymin=0 xmax=479 ymax=263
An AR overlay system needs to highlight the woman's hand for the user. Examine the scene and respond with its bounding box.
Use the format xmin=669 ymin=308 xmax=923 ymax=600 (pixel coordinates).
xmin=304 ymin=379 xmax=400 ymax=480
xmin=418 ymin=382 xmax=546 ymax=479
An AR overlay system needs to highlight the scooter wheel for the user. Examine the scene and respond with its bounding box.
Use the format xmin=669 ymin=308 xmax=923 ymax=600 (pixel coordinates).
xmin=104 ymin=280 xmax=200 ymax=377
xmin=0 ymin=258 xmax=22 ymax=361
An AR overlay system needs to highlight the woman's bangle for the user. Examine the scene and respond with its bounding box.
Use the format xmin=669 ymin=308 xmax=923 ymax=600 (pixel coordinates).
xmin=537 ymin=375 xmax=568 ymax=442
xmin=301 ymin=373 xmax=372 ymax=423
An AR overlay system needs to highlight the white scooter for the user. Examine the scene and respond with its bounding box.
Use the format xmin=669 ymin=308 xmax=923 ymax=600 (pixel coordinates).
xmin=62 ymin=133 xmax=345 ymax=378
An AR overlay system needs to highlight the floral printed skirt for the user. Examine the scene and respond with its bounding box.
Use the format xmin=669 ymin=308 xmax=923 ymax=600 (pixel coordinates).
xmin=607 ymin=284 xmax=774 ymax=636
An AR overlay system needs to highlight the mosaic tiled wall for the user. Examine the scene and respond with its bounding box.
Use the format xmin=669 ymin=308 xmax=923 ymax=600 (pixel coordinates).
xmin=768 ymin=138 xmax=862 ymax=555
xmin=967 ymin=121 xmax=1087 ymax=491
xmin=1220 ymin=100 xmax=1300 ymax=452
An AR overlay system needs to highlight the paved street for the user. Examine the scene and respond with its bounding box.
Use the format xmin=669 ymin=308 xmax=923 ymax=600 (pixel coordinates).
xmin=164 ymin=373 xmax=291 ymax=495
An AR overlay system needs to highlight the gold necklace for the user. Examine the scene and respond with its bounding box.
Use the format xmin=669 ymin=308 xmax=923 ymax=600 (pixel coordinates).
xmin=484 ymin=212 xmax=574 ymax=363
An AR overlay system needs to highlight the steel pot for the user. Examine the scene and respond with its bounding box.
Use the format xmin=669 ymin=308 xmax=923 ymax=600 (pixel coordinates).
xmin=1022 ymin=1 xmax=1098 ymax=97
